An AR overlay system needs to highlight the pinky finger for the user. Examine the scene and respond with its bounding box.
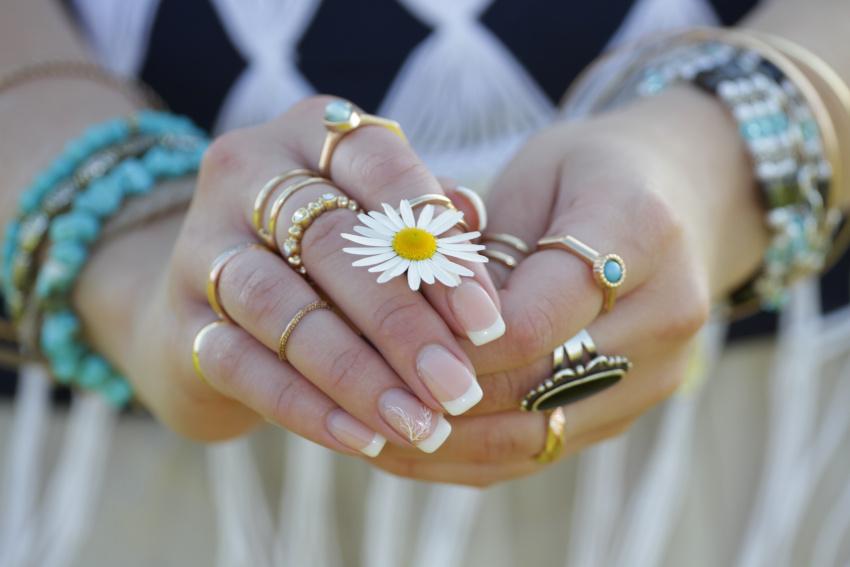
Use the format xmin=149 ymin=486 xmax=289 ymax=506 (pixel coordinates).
xmin=373 ymin=455 xmax=541 ymax=487
xmin=193 ymin=319 xmax=387 ymax=458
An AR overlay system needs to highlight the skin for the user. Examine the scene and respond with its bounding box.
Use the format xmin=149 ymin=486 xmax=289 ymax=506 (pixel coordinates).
xmin=2 ymin=0 xmax=850 ymax=486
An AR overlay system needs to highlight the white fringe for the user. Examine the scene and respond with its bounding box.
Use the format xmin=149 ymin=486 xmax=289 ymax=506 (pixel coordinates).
xmin=410 ymin=484 xmax=483 ymax=567
xmin=361 ymin=470 xmax=415 ymax=567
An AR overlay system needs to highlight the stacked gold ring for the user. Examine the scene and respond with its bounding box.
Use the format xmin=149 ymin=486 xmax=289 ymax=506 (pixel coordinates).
xmin=251 ymin=168 xmax=319 ymax=245
xmin=481 ymin=232 xmax=531 ymax=269
xmin=281 ymin=193 xmax=360 ymax=277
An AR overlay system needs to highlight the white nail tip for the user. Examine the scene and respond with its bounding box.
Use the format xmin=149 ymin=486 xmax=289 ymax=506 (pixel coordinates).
xmin=416 ymin=415 xmax=452 ymax=453
xmin=455 ymin=186 xmax=487 ymax=231
xmin=467 ymin=316 xmax=506 ymax=346
xmin=442 ymin=381 xmax=484 ymax=416
xmin=361 ymin=433 xmax=387 ymax=458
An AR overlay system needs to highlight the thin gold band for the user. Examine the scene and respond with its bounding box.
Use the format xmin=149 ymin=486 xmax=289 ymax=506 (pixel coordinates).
xmin=192 ymin=320 xmax=229 ymax=384
xmin=252 ymin=169 xmax=318 ymax=242
xmin=265 ymin=177 xmax=332 ymax=248
xmin=535 ymin=407 xmax=567 ymax=464
xmin=481 ymin=249 xmax=518 ymax=269
xmin=207 ymin=243 xmax=266 ymax=323
xmin=407 ymin=194 xmax=471 ymax=232
xmin=278 ymin=300 xmax=332 ymax=362
xmin=481 ymin=232 xmax=531 ymax=255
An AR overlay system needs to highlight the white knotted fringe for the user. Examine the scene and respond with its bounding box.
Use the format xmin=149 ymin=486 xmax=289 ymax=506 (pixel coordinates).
xmin=380 ymin=0 xmax=553 ymax=181
xmin=410 ymin=484 xmax=483 ymax=567
xmin=211 ymin=0 xmax=320 ymax=132
xmin=71 ymin=0 xmax=162 ymax=76
xmin=362 ymin=470 xmax=416 ymax=567
xmin=0 ymin=364 xmax=51 ymax=567
xmin=811 ymin=448 xmax=850 ymax=567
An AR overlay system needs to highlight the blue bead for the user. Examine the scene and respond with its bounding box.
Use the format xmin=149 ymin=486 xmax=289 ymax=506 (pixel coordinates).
xmin=52 ymin=353 xmax=82 ymax=384
xmin=603 ymin=259 xmax=623 ymax=284
xmin=101 ymin=377 xmax=133 ymax=407
xmin=324 ymin=100 xmax=353 ymax=123
xmin=79 ymin=355 xmax=111 ymax=388
xmin=75 ymin=179 xmax=124 ymax=218
xmin=50 ymin=212 xmax=101 ymax=243
xmin=117 ymin=159 xmax=154 ymax=194
xmin=142 ymin=147 xmax=172 ymax=175
xmin=52 ymin=240 xmax=88 ymax=269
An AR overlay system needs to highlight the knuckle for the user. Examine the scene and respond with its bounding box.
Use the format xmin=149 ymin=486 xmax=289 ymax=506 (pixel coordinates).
xmin=200 ymin=130 xmax=252 ymax=183
xmin=351 ymin=149 xmax=432 ymax=196
xmin=656 ymin=275 xmax=711 ymax=342
xmin=326 ymin=345 xmax=373 ymax=391
xmin=268 ymin=376 xmax=301 ymax=424
xmin=475 ymin=424 xmax=522 ymax=464
xmin=372 ymin=294 xmax=426 ymax=345
xmin=509 ymin=302 xmax=558 ymax=364
xmin=300 ymin=209 xmax=351 ymax=265
xmin=232 ymin=263 xmax=294 ymax=330
xmin=633 ymin=188 xmax=685 ymax=253
xmin=208 ymin=331 xmax=257 ymax=392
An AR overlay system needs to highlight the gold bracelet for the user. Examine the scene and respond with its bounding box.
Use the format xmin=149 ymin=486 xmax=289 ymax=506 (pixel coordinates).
xmin=0 ymin=60 xmax=162 ymax=108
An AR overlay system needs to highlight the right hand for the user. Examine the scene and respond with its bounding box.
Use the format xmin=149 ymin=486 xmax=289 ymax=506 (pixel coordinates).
xmin=74 ymin=96 xmax=503 ymax=456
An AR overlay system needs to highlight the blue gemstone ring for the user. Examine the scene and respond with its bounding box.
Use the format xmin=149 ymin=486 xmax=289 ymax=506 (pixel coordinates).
xmin=318 ymin=99 xmax=407 ymax=177
xmin=537 ymin=235 xmax=626 ymax=313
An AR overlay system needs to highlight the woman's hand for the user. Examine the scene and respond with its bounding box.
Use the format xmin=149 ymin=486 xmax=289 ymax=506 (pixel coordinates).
xmin=371 ymin=87 xmax=770 ymax=486
xmin=73 ymin=96 xmax=502 ymax=456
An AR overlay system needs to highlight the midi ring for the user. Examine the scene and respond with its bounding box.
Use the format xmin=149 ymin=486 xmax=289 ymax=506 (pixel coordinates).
xmin=521 ymin=329 xmax=632 ymax=411
xmin=252 ymin=168 xmax=319 ymax=244
xmin=278 ymin=299 xmax=332 ymax=362
xmin=318 ymin=99 xmax=407 ymax=177
xmin=282 ymin=192 xmax=361 ymax=277
xmin=406 ymin=194 xmax=471 ymax=232
xmin=207 ymin=243 xmax=267 ymax=322
xmin=481 ymin=233 xmax=530 ymax=269
xmin=192 ymin=320 xmax=229 ymax=385
xmin=535 ymin=407 xmax=567 ymax=464
xmin=537 ymin=235 xmax=626 ymax=313
xmin=266 ymin=177 xmax=334 ymax=249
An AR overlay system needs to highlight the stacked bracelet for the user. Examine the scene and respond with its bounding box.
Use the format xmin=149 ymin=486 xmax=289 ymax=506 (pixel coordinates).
xmin=0 ymin=111 xmax=209 ymax=406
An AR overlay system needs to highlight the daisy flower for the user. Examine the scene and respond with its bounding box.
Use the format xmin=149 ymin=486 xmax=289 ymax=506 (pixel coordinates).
xmin=341 ymin=199 xmax=487 ymax=291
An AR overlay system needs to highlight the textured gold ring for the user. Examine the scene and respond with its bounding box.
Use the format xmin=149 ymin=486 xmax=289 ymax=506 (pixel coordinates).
xmin=281 ymin=192 xmax=360 ymax=277
xmin=319 ymin=99 xmax=407 ymax=177
xmin=207 ymin=243 xmax=266 ymax=323
xmin=192 ymin=320 xmax=229 ymax=385
xmin=266 ymin=177 xmax=334 ymax=249
xmin=407 ymin=194 xmax=471 ymax=231
xmin=537 ymin=235 xmax=626 ymax=313
xmin=252 ymin=168 xmax=318 ymax=244
xmin=278 ymin=299 xmax=332 ymax=361
xmin=535 ymin=407 xmax=567 ymax=464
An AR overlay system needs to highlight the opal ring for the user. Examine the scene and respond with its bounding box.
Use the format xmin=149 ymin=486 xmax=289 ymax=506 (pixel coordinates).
xmin=537 ymin=235 xmax=626 ymax=313
xmin=521 ymin=329 xmax=632 ymax=411
xmin=318 ymin=99 xmax=407 ymax=177
xmin=535 ymin=407 xmax=567 ymax=464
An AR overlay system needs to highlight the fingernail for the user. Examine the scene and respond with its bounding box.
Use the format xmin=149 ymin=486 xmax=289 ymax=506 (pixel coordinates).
xmin=417 ymin=345 xmax=482 ymax=416
xmin=326 ymin=409 xmax=387 ymax=458
xmin=379 ymin=389 xmax=452 ymax=453
xmin=450 ymin=280 xmax=505 ymax=346
xmin=454 ymin=186 xmax=487 ymax=231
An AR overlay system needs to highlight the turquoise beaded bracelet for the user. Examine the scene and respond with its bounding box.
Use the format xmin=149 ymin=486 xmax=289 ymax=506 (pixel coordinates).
xmin=1 ymin=111 xmax=209 ymax=406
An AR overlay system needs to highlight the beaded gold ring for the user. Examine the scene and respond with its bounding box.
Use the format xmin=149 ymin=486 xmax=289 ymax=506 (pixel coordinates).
xmin=281 ymin=193 xmax=360 ymax=277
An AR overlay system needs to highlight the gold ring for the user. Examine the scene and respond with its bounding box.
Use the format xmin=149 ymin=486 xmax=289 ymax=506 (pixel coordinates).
xmin=192 ymin=320 xmax=229 ymax=385
xmin=535 ymin=407 xmax=567 ymax=464
xmin=521 ymin=329 xmax=632 ymax=412
xmin=252 ymin=169 xmax=318 ymax=242
xmin=265 ymin=177 xmax=333 ymax=248
xmin=318 ymin=99 xmax=407 ymax=177
xmin=207 ymin=243 xmax=266 ymax=322
xmin=281 ymin=192 xmax=360 ymax=277
xmin=537 ymin=235 xmax=626 ymax=313
xmin=481 ymin=249 xmax=518 ymax=269
xmin=481 ymin=233 xmax=531 ymax=255
xmin=407 ymin=194 xmax=471 ymax=231
xmin=278 ymin=299 xmax=332 ymax=361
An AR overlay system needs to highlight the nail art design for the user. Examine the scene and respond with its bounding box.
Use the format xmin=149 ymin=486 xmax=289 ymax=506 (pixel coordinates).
xmin=385 ymin=404 xmax=433 ymax=443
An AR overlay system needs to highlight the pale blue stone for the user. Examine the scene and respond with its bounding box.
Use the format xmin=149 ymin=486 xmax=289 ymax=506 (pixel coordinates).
xmin=603 ymin=259 xmax=623 ymax=284
xmin=325 ymin=100 xmax=353 ymax=123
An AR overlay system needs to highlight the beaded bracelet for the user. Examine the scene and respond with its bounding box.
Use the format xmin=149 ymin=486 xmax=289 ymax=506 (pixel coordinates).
xmin=1 ymin=112 xmax=208 ymax=406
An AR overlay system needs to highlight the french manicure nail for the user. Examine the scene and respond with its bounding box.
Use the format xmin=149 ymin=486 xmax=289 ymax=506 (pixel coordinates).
xmin=417 ymin=345 xmax=482 ymax=416
xmin=379 ymin=388 xmax=452 ymax=453
xmin=327 ymin=409 xmax=387 ymax=458
xmin=450 ymin=280 xmax=506 ymax=346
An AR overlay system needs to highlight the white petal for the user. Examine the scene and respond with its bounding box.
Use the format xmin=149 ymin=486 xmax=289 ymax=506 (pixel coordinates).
xmin=438 ymin=243 xmax=486 ymax=252
xmin=353 ymin=225 xmax=389 ymax=239
xmin=368 ymin=256 xmax=403 ymax=273
xmin=341 ymin=233 xmax=392 ymax=247
xmin=377 ymin=268 xmax=403 ymax=284
xmin=399 ymin=199 xmax=415 ymax=227
xmin=433 ymin=253 xmax=474 ymax=277
xmin=438 ymin=231 xmax=481 ymax=244
xmin=352 ymin=251 xmax=398 ymax=267
xmin=426 ymin=209 xmax=464 ymax=236
xmin=431 ymin=261 xmax=461 ymax=287
xmin=440 ymin=249 xmax=489 ymax=263
xmin=361 ymin=212 xmax=397 ymax=234
xmin=343 ymin=246 xmax=395 ymax=256
xmin=407 ymin=262 xmax=421 ymax=291
xmin=381 ymin=203 xmax=404 ymax=229
xmin=418 ymin=261 xmax=435 ymax=284
xmin=417 ymin=204 xmax=434 ymax=228
xmin=377 ymin=259 xmax=410 ymax=283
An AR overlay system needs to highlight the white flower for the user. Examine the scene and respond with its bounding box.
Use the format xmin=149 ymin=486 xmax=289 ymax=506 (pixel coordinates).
xmin=341 ymin=199 xmax=487 ymax=291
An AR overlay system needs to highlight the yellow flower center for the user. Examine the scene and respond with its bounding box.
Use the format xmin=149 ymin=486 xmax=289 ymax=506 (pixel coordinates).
xmin=392 ymin=227 xmax=438 ymax=261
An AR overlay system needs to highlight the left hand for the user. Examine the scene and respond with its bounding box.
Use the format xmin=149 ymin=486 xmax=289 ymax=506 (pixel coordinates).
xmin=371 ymin=87 xmax=770 ymax=486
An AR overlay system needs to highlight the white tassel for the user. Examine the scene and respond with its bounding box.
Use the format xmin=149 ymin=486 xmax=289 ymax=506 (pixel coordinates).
xmin=0 ymin=364 xmax=51 ymax=567
xmin=274 ymin=435 xmax=341 ymax=567
xmin=361 ymin=470 xmax=416 ymax=567
xmin=410 ymin=484 xmax=483 ymax=567
xmin=210 ymin=0 xmax=320 ymax=132
xmin=71 ymin=0 xmax=162 ymax=76
xmin=810 ymin=436 xmax=850 ymax=567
